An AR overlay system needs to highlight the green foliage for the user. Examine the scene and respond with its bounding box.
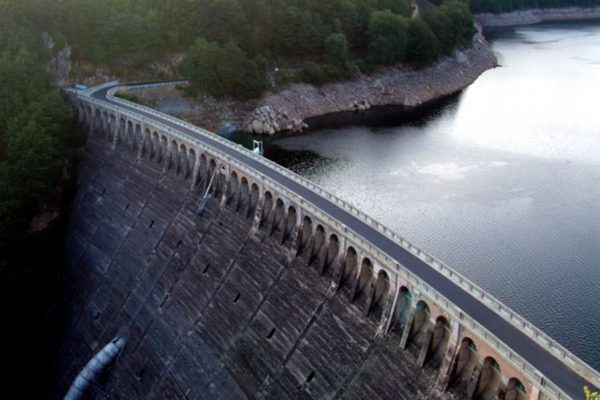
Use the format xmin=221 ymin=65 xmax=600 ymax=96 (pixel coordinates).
xmin=0 ymin=17 xmax=79 ymax=395
xmin=422 ymin=8 xmax=456 ymax=55
xmin=0 ymin=0 xmax=487 ymax=98
xmin=184 ymin=38 xmax=269 ymax=100
xmin=368 ymin=9 xmax=409 ymax=64
xmin=406 ymin=18 xmax=442 ymax=66
xmin=421 ymin=0 xmax=477 ymax=57
xmin=273 ymin=5 xmax=329 ymax=56
xmin=440 ymin=0 xmax=477 ymax=46
xmin=377 ymin=0 xmax=413 ymax=16
xmin=302 ymin=61 xmax=350 ymax=85
xmin=325 ymin=33 xmax=349 ymax=65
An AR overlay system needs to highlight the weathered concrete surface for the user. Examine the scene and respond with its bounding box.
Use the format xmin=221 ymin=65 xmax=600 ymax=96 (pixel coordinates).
xmin=50 ymin=134 xmax=458 ymax=399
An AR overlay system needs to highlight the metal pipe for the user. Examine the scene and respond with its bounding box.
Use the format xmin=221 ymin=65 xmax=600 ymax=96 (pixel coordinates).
xmin=63 ymin=336 xmax=126 ymax=400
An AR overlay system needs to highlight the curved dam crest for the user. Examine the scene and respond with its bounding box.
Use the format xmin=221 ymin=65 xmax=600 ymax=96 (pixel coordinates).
xmin=50 ymin=83 xmax=600 ymax=399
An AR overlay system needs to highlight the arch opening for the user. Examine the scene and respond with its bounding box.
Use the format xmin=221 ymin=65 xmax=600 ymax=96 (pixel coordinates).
xmin=408 ymin=300 xmax=432 ymax=349
xmin=126 ymin=121 xmax=134 ymax=149
xmin=353 ymin=258 xmax=373 ymax=307
xmin=227 ymin=172 xmax=240 ymax=206
xmin=449 ymin=337 xmax=479 ymax=395
xmin=297 ymin=216 xmax=313 ymax=255
xmin=259 ymin=191 xmax=274 ymax=230
xmin=248 ymin=183 xmax=259 ymax=218
xmin=322 ymin=234 xmax=339 ymax=276
xmin=474 ymin=357 xmax=502 ymax=400
xmin=504 ymin=377 xmax=527 ymax=400
xmin=340 ymin=247 xmax=358 ymax=291
xmin=271 ymin=198 xmax=285 ymax=237
xmin=427 ymin=316 xmax=451 ymax=368
xmin=370 ymin=270 xmax=390 ymax=318
xmin=392 ymin=286 xmax=412 ymax=333
xmin=187 ymin=149 xmax=196 ymax=179
xmin=237 ymin=177 xmax=249 ymax=213
xmin=133 ymin=124 xmax=142 ymax=151
xmin=142 ymin=129 xmax=151 ymax=158
xmin=117 ymin=118 xmax=126 ymax=146
xmin=309 ymin=225 xmax=326 ymax=267
xmin=282 ymin=206 xmax=297 ymax=244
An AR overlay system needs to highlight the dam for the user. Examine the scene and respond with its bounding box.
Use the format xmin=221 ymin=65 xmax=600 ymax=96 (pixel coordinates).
xmin=51 ymin=82 xmax=600 ymax=399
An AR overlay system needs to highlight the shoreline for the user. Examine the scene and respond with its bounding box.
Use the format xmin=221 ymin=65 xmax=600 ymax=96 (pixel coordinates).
xmin=476 ymin=6 xmax=600 ymax=28
xmin=250 ymin=38 xmax=497 ymax=134
xmin=130 ymin=35 xmax=497 ymax=135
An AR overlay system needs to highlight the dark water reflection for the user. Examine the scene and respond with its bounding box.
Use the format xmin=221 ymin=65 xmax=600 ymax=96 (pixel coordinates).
xmin=233 ymin=21 xmax=600 ymax=368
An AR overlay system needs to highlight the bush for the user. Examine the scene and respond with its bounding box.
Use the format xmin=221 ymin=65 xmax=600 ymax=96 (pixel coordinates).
xmin=302 ymin=61 xmax=349 ymax=86
xmin=368 ymin=9 xmax=409 ymax=64
xmin=184 ymin=38 xmax=269 ymax=100
xmin=325 ymin=33 xmax=349 ymax=65
xmin=406 ymin=18 xmax=442 ymax=67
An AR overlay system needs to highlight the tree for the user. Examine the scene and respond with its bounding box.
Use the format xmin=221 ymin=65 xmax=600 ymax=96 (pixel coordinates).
xmin=406 ymin=18 xmax=442 ymax=66
xmin=325 ymin=33 xmax=349 ymax=65
xmin=368 ymin=9 xmax=409 ymax=64
xmin=422 ymin=8 xmax=455 ymax=55
xmin=184 ymin=38 xmax=269 ymax=100
xmin=440 ymin=0 xmax=477 ymax=46
xmin=377 ymin=0 xmax=413 ymax=16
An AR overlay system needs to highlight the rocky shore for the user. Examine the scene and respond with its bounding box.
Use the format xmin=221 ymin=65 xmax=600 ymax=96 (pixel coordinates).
xmin=245 ymin=38 xmax=496 ymax=135
xmin=129 ymin=34 xmax=497 ymax=135
xmin=476 ymin=7 xmax=600 ymax=28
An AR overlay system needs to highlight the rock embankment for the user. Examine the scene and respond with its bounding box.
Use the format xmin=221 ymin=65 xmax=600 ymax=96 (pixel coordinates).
xmin=244 ymin=36 xmax=496 ymax=135
xmin=476 ymin=7 xmax=600 ymax=28
xmin=128 ymin=33 xmax=497 ymax=135
xmin=245 ymin=106 xmax=307 ymax=135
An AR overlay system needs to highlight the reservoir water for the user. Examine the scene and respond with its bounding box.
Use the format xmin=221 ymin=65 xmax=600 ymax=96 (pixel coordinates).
xmin=234 ymin=21 xmax=600 ymax=368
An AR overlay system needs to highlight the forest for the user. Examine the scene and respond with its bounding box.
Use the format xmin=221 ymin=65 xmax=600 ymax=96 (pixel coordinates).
xmin=0 ymin=4 xmax=81 ymax=395
xmin=2 ymin=0 xmax=477 ymax=100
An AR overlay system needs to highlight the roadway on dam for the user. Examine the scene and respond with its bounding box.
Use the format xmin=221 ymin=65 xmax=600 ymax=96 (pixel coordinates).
xmin=90 ymin=83 xmax=598 ymax=399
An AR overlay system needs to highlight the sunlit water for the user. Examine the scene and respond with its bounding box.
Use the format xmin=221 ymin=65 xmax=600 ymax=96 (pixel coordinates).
xmin=233 ymin=21 xmax=600 ymax=368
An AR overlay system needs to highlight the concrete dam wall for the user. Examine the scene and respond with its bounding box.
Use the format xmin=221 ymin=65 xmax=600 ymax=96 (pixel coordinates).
xmin=53 ymin=133 xmax=453 ymax=399
xmin=51 ymin=84 xmax=600 ymax=400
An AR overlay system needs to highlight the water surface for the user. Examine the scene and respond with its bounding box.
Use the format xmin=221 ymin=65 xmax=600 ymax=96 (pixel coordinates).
xmin=235 ymin=21 xmax=600 ymax=368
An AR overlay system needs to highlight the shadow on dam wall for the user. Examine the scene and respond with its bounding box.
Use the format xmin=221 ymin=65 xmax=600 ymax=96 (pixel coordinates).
xmin=48 ymin=132 xmax=458 ymax=399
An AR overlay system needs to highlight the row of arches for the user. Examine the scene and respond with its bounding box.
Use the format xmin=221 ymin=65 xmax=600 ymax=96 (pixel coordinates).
xmin=250 ymin=196 xmax=392 ymax=320
xmin=225 ymin=171 xmax=260 ymax=219
xmin=389 ymin=289 xmax=529 ymax=400
xmin=449 ymin=340 xmax=528 ymax=400
xmin=221 ymin=172 xmax=532 ymax=399
xmin=77 ymin=102 xmax=222 ymax=183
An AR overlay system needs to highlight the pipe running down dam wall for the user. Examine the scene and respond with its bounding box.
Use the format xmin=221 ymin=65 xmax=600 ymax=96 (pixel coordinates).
xmin=51 ymin=83 xmax=600 ymax=399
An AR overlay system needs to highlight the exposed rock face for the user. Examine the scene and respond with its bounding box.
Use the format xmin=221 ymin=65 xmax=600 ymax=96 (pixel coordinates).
xmin=252 ymin=39 xmax=496 ymax=134
xmin=245 ymin=105 xmax=307 ymax=135
xmin=43 ymin=30 xmax=184 ymax=88
xmin=349 ymin=99 xmax=371 ymax=113
xmin=476 ymin=7 xmax=600 ymax=28
xmin=46 ymin=45 xmax=73 ymax=88
xmin=247 ymin=105 xmax=279 ymax=135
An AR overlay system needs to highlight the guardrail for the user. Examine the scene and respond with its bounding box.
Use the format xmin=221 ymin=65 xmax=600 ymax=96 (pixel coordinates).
xmin=68 ymin=83 xmax=600 ymax=399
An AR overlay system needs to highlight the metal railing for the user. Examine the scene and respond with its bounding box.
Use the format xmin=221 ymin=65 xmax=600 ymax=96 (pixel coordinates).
xmin=67 ymin=83 xmax=600 ymax=399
